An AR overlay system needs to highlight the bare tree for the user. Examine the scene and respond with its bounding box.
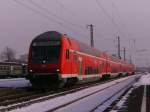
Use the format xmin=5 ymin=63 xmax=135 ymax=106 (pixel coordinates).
xmin=18 ymin=54 xmax=28 ymax=63
xmin=0 ymin=47 xmax=16 ymax=62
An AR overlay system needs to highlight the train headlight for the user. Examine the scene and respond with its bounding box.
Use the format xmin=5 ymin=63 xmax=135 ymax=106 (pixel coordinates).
xmin=56 ymin=69 xmax=59 ymax=72
xmin=30 ymin=70 xmax=33 ymax=72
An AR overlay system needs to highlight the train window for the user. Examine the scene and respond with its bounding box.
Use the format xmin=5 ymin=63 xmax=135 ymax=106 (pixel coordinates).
xmin=88 ymin=67 xmax=90 ymax=74
xmin=94 ymin=68 xmax=98 ymax=74
xmin=89 ymin=67 xmax=92 ymax=74
xmin=74 ymin=52 xmax=77 ymax=62
xmin=32 ymin=41 xmax=61 ymax=64
xmin=99 ymin=64 xmax=102 ymax=73
xmin=87 ymin=67 xmax=89 ymax=74
xmin=66 ymin=49 xmax=70 ymax=60
xmin=33 ymin=41 xmax=60 ymax=46
xmin=93 ymin=68 xmax=96 ymax=74
xmin=85 ymin=67 xmax=88 ymax=75
xmin=85 ymin=66 xmax=99 ymax=75
xmin=95 ymin=68 xmax=98 ymax=74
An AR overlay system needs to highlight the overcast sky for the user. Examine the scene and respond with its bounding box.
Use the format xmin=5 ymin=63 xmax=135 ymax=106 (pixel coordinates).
xmin=0 ymin=0 xmax=150 ymax=67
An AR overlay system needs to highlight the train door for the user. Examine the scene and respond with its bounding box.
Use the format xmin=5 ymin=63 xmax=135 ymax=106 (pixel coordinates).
xmin=99 ymin=61 xmax=102 ymax=74
xmin=70 ymin=50 xmax=73 ymax=74
xmin=72 ymin=52 xmax=78 ymax=74
xmin=78 ymin=57 xmax=82 ymax=75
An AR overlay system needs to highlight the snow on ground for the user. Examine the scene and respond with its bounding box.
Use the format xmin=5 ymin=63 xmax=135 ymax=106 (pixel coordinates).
xmin=10 ymin=75 xmax=140 ymax=112
xmin=110 ymin=87 xmax=134 ymax=112
xmin=110 ymin=73 xmax=148 ymax=112
xmin=0 ymin=78 xmax=31 ymax=88
xmin=134 ymin=73 xmax=150 ymax=86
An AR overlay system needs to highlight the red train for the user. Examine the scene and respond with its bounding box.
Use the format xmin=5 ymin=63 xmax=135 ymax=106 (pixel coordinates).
xmin=27 ymin=31 xmax=135 ymax=87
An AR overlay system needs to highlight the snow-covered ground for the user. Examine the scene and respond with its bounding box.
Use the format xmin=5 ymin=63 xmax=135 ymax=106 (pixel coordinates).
xmin=9 ymin=75 xmax=140 ymax=112
xmin=134 ymin=73 xmax=150 ymax=86
xmin=0 ymin=78 xmax=31 ymax=88
xmin=110 ymin=87 xmax=135 ymax=112
xmin=110 ymin=73 xmax=149 ymax=112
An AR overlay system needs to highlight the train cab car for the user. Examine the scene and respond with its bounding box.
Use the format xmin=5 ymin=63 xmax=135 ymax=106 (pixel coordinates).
xmin=27 ymin=31 xmax=63 ymax=87
xmin=27 ymin=31 xmax=102 ymax=87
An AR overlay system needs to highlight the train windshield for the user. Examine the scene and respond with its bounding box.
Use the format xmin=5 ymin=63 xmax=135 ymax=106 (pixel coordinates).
xmin=31 ymin=41 xmax=61 ymax=64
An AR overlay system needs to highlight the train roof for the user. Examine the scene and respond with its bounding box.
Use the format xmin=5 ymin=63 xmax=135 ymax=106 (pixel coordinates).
xmin=33 ymin=31 xmax=62 ymax=42
xmin=76 ymin=39 xmax=101 ymax=57
xmin=68 ymin=36 xmax=132 ymax=65
xmin=32 ymin=31 xmax=133 ymax=65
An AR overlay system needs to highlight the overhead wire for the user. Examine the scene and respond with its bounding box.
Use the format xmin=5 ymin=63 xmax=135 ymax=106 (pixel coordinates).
xmin=55 ymin=0 xmax=87 ymax=31
xmin=55 ymin=0 xmax=78 ymax=17
xmin=111 ymin=1 xmax=131 ymax=54
xmin=95 ymin=0 xmax=126 ymax=38
xmin=111 ymin=1 xmax=138 ymax=61
xmin=13 ymin=0 xmax=88 ymax=38
xmin=13 ymin=0 xmax=62 ymax=25
xmin=28 ymin=0 xmax=85 ymax=31
xmin=111 ymin=1 xmax=131 ymax=38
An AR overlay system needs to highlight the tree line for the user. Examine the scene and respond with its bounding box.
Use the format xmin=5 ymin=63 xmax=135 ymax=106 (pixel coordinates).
xmin=0 ymin=47 xmax=27 ymax=63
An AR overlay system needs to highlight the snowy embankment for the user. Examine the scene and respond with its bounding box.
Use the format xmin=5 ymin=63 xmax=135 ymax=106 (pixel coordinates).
xmin=0 ymin=78 xmax=31 ymax=88
xmin=134 ymin=73 xmax=150 ymax=86
xmin=10 ymin=75 xmax=140 ymax=112
xmin=110 ymin=73 xmax=149 ymax=112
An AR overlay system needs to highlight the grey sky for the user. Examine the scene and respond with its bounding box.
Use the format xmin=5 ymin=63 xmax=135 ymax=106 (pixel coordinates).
xmin=0 ymin=0 xmax=150 ymax=67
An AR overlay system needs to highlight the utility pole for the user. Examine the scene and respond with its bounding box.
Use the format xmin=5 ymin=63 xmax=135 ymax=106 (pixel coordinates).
xmin=87 ymin=24 xmax=94 ymax=47
xmin=123 ymin=47 xmax=126 ymax=61
xmin=117 ymin=36 xmax=121 ymax=59
xmin=129 ymin=55 xmax=132 ymax=64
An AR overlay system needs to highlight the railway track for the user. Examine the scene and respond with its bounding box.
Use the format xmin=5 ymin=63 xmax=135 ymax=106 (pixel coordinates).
xmin=46 ymin=75 xmax=139 ymax=112
xmin=0 ymin=88 xmax=57 ymax=107
xmin=0 ymin=76 xmax=130 ymax=112
xmin=108 ymin=74 xmax=150 ymax=112
xmin=0 ymin=77 xmax=117 ymax=99
xmin=0 ymin=75 xmax=140 ymax=112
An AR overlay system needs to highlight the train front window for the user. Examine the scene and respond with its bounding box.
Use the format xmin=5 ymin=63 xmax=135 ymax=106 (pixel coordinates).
xmin=32 ymin=41 xmax=61 ymax=64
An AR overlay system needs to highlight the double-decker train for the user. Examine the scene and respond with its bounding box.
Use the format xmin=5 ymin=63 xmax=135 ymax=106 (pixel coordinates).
xmin=27 ymin=31 xmax=135 ymax=87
